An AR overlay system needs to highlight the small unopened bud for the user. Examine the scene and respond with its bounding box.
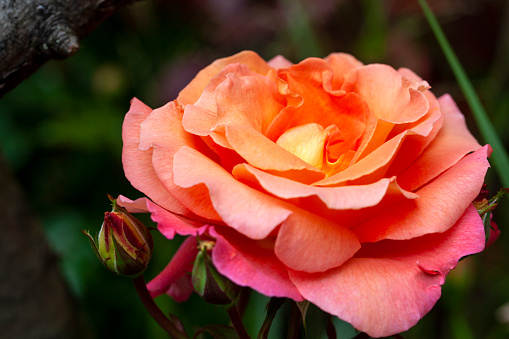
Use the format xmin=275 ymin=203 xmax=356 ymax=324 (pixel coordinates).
xmin=473 ymin=185 xmax=507 ymax=245
xmin=83 ymin=195 xmax=153 ymax=278
xmin=192 ymin=242 xmax=241 ymax=307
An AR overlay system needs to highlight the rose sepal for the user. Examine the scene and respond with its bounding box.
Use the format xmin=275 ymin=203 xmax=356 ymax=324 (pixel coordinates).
xmin=191 ymin=241 xmax=241 ymax=307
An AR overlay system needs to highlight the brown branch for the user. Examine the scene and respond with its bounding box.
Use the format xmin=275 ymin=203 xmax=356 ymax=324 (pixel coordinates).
xmin=0 ymin=0 xmax=142 ymax=98
xmin=0 ymin=152 xmax=90 ymax=338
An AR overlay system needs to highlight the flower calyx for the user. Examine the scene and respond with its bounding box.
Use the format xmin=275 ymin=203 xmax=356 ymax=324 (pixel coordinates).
xmin=191 ymin=239 xmax=241 ymax=307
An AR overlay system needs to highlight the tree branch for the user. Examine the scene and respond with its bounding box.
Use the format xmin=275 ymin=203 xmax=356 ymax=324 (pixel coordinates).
xmin=0 ymin=0 xmax=141 ymax=98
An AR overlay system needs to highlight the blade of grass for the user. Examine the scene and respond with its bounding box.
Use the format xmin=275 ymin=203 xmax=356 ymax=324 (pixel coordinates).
xmin=417 ymin=0 xmax=509 ymax=188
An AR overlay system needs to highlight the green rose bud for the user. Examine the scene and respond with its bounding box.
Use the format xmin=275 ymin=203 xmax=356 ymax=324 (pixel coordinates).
xmin=192 ymin=241 xmax=241 ymax=307
xmin=83 ymin=196 xmax=153 ymax=278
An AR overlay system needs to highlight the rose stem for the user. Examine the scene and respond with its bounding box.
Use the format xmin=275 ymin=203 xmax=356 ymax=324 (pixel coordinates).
xmin=226 ymin=304 xmax=250 ymax=339
xmin=132 ymin=275 xmax=189 ymax=339
xmin=286 ymin=301 xmax=302 ymax=339
xmin=325 ymin=313 xmax=336 ymax=339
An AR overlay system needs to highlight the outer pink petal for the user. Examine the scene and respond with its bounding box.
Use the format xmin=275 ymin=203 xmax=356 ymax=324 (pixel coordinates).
xmin=173 ymin=146 xmax=292 ymax=239
xmin=177 ymin=51 xmax=272 ymax=106
xmin=165 ymin=275 xmax=194 ymax=302
xmin=122 ymin=98 xmax=190 ymax=215
xmin=353 ymin=146 xmax=490 ymax=242
xmin=116 ymin=195 xmax=151 ymax=213
xmin=211 ymin=227 xmax=303 ymax=301
xmin=275 ymin=209 xmax=361 ymax=272
xmin=138 ymin=101 xmax=221 ymax=221
xmin=397 ymin=94 xmax=482 ymax=191
xmin=146 ymin=236 xmax=198 ymax=298
xmin=290 ymin=204 xmax=485 ymax=337
xmin=116 ymin=196 xmax=208 ymax=239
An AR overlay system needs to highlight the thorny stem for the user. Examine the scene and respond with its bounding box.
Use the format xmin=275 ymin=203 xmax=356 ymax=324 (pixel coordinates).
xmin=226 ymin=304 xmax=250 ymax=339
xmin=132 ymin=275 xmax=189 ymax=339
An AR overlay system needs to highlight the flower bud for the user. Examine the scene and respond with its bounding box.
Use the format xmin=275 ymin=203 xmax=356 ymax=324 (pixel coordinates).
xmin=83 ymin=196 xmax=153 ymax=278
xmin=191 ymin=241 xmax=241 ymax=307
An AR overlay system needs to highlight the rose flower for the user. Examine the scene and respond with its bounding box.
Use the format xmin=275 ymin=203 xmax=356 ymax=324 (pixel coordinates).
xmin=118 ymin=51 xmax=490 ymax=337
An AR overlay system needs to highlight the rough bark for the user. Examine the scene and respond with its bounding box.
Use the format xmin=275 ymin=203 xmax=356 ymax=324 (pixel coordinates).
xmin=0 ymin=0 xmax=140 ymax=98
xmin=0 ymin=153 xmax=91 ymax=338
xmin=0 ymin=0 xmax=143 ymax=337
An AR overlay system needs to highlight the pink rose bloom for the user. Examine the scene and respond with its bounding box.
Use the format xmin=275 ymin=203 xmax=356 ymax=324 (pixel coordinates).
xmin=119 ymin=51 xmax=489 ymax=337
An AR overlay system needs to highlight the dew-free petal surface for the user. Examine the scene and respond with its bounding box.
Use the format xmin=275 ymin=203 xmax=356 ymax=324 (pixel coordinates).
xmin=122 ymin=98 xmax=190 ymax=215
xmin=275 ymin=209 xmax=361 ymax=272
xmin=342 ymin=64 xmax=430 ymax=123
xmin=173 ymin=146 xmax=292 ymax=239
xmin=138 ymin=101 xmax=221 ymax=220
xmin=178 ymin=51 xmax=272 ymax=106
xmin=211 ymin=227 xmax=303 ymax=301
xmin=353 ymin=146 xmax=490 ymax=242
xmin=397 ymin=94 xmax=482 ymax=191
xmin=290 ymin=204 xmax=485 ymax=337
xmin=324 ymin=53 xmax=363 ymax=91
xmin=146 ymin=236 xmax=198 ymax=298
xmin=315 ymin=107 xmax=442 ymax=187
xmin=225 ymin=124 xmax=325 ymax=184
xmin=233 ymin=164 xmax=416 ymax=211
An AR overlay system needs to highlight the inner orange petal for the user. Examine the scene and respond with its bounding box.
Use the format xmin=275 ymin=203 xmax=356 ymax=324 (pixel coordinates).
xmin=276 ymin=123 xmax=328 ymax=169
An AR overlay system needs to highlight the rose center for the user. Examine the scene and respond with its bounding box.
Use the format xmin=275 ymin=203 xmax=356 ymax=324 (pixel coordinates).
xmin=276 ymin=123 xmax=330 ymax=170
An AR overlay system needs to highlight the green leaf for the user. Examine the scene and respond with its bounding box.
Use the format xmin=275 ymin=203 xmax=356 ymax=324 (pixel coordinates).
xmin=418 ymin=0 xmax=509 ymax=187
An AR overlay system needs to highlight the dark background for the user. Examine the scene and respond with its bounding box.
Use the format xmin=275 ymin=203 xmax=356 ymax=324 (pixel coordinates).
xmin=1 ymin=0 xmax=508 ymax=338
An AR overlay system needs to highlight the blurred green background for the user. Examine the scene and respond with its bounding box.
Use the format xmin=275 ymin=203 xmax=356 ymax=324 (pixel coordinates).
xmin=1 ymin=0 xmax=508 ymax=338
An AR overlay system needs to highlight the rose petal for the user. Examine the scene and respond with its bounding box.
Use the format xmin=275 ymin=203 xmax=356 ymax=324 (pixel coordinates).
xmin=178 ymin=51 xmax=273 ymax=106
xmin=165 ymin=275 xmax=194 ymax=302
xmin=213 ymin=72 xmax=285 ymax=135
xmin=232 ymin=164 xmax=417 ymax=211
xmin=268 ymin=55 xmax=293 ymax=69
xmin=122 ymin=98 xmax=190 ymax=215
xmin=353 ymin=146 xmax=491 ymax=242
xmin=116 ymin=195 xmax=151 ymax=213
xmin=148 ymin=201 xmax=209 ymax=239
xmin=324 ymin=53 xmax=363 ymax=91
xmin=225 ymin=124 xmax=326 ymax=184
xmin=290 ymin=204 xmax=485 ymax=337
xmin=138 ymin=101 xmax=221 ymax=221
xmin=181 ymin=63 xmax=256 ymax=142
xmin=173 ymin=146 xmax=292 ymax=239
xmin=397 ymin=94 xmax=482 ymax=191
xmin=315 ymin=106 xmax=442 ymax=187
xmin=342 ymin=64 xmax=430 ymax=124
xmin=266 ymin=58 xmax=370 ymax=144
xmin=275 ymin=123 xmax=329 ymax=169
xmin=211 ymin=227 xmax=303 ymax=301
xmin=146 ymin=236 xmax=198 ymax=298
xmin=275 ymin=209 xmax=361 ymax=272
xmin=116 ymin=196 xmax=208 ymax=239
